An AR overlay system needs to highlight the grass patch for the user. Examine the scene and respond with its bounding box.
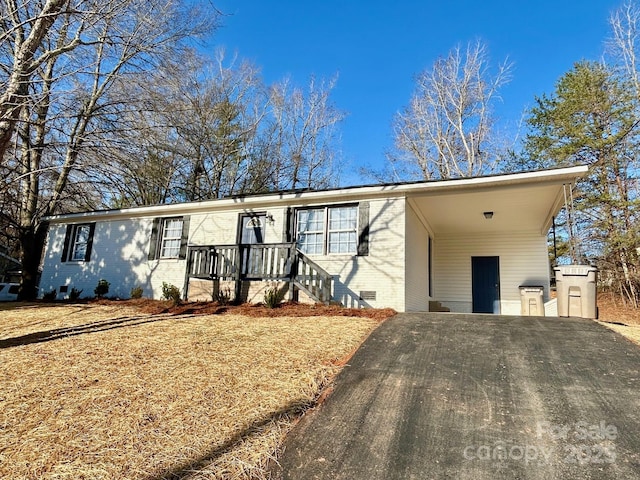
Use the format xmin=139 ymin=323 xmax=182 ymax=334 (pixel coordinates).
xmin=0 ymin=302 xmax=390 ymax=479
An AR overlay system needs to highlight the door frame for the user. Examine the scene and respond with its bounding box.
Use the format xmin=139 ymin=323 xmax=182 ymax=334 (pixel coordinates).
xmin=471 ymin=256 xmax=501 ymax=314
xmin=237 ymin=212 xmax=267 ymax=245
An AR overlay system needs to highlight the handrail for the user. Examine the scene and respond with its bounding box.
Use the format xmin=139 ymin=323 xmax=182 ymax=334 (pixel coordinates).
xmin=186 ymin=243 xmax=332 ymax=303
xmin=187 ymin=243 xmax=294 ymax=280
xmin=293 ymin=250 xmax=332 ymax=303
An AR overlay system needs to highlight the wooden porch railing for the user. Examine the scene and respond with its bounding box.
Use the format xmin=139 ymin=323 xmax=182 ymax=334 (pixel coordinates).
xmin=186 ymin=243 xmax=333 ymax=303
xmin=292 ymin=250 xmax=332 ymax=303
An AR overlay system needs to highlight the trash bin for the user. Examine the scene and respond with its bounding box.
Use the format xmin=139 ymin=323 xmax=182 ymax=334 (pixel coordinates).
xmin=553 ymin=265 xmax=598 ymax=319
xmin=519 ymin=285 xmax=545 ymax=316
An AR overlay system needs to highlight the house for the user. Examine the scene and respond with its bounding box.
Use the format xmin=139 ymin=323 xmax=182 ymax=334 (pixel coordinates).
xmin=0 ymin=247 xmax=21 ymax=282
xmin=39 ymin=166 xmax=588 ymax=314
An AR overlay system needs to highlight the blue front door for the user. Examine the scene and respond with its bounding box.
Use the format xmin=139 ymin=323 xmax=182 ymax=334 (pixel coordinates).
xmin=472 ymin=256 xmax=500 ymax=314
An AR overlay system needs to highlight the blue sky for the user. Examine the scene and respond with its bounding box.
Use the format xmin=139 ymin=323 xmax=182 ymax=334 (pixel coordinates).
xmin=208 ymin=0 xmax=623 ymax=185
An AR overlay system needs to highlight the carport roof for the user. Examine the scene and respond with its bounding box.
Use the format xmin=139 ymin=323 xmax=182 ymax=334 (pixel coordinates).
xmin=406 ymin=167 xmax=587 ymax=235
xmin=44 ymin=165 xmax=588 ymax=226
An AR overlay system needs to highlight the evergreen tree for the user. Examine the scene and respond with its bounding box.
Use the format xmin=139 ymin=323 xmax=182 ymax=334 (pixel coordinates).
xmin=523 ymin=61 xmax=640 ymax=305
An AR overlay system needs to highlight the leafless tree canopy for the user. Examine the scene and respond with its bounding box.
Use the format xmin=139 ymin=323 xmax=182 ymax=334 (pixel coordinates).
xmin=0 ymin=0 xmax=219 ymax=297
xmin=0 ymin=0 xmax=345 ymax=299
xmin=388 ymin=40 xmax=512 ymax=180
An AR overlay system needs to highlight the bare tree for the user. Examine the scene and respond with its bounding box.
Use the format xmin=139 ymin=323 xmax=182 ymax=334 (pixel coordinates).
xmin=388 ymin=40 xmax=512 ymax=180
xmin=267 ymin=75 xmax=345 ymax=190
xmin=0 ymin=0 xmax=96 ymax=160
xmin=605 ymin=1 xmax=640 ymax=306
xmin=167 ymin=51 xmax=269 ymax=200
xmin=609 ymin=0 xmax=640 ymax=96
xmin=2 ymin=0 xmax=217 ymax=298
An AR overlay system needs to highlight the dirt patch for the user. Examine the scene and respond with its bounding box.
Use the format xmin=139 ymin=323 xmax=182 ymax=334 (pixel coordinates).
xmin=596 ymin=292 xmax=640 ymax=347
xmin=110 ymin=297 xmax=397 ymax=321
xmin=597 ymin=291 xmax=640 ymax=326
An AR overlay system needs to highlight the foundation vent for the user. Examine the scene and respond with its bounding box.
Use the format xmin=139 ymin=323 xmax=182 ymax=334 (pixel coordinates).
xmin=360 ymin=291 xmax=376 ymax=301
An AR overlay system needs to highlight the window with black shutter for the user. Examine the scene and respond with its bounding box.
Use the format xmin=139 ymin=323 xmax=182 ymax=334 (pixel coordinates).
xmin=61 ymin=223 xmax=95 ymax=262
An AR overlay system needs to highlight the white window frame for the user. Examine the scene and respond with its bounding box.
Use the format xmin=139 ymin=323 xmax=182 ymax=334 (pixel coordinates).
xmin=70 ymin=224 xmax=92 ymax=262
xmin=327 ymin=206 xmax=358 ymax=254
xmin=296 ymin=205 xmax=358 ymax=255
xmin=159 ymin=217 xmax=184 ymax=259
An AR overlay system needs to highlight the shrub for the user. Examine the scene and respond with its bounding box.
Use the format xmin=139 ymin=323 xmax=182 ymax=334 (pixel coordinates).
xmin=42 ymin=289 xmax=57 ymax=301
xmin=130 ymin=286 xmax=144 ymax=299
xmin=264 ymin=284 xmax=283 ymax=309
xmin=162 ymin=282 xmax=181 ymax=305
xmin=94 ymin=279 xmax=110 ymax=298
xmin=69 ymin=287 xmax=83 ymax=301
xmin=213 ymin=285 xmax=232 ymax=305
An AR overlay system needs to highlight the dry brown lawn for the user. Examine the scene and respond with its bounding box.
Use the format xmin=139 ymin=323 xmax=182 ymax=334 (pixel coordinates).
xmin=0 ymin=301 xmax=390 ymax=479
xmin=597 ymin=292 xmax=640 ymax=346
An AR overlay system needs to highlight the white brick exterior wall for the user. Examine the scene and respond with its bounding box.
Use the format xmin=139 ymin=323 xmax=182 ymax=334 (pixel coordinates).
xmin=40 ymin=219 xmax=187 ymax=300
xmin=302 ymin=197 xmax=406 ymax=311
xmin=39 ymin=192 xmax=552 ymax=314
xmin=40 ymin=198 xmax=408 ymax=310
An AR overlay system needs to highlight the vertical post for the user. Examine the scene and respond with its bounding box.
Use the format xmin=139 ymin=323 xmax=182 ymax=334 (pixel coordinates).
xmin=182 ymin=247 xmax=193 ymax=302
xmin=235 ymin=244 xmax=243 ymax=303
xmin=288 ymin=245 xmax=298 ymax=301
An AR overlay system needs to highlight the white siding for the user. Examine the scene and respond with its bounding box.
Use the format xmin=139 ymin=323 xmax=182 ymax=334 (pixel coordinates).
xmin=434 ymin=231 xmax=550 ymax=315
xmin=404 ymin=202 xmax=430 ymax=311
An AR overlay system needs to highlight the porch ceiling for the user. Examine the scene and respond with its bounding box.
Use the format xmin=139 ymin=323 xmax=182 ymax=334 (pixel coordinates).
xmin=409 ymin=182 xmax=565 ymax=235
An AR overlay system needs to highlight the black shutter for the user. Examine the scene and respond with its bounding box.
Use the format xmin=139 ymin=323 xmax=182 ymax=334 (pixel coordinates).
xmin=61 ymin=225 xmax=73 ymax=262
xmin=84 ymin=223 xmax=96 ymax=261
xmin=283 ymin=207 xmax=294 ymax=243
xmin=148 ymin=218 xmax=161 ymax=260
xmin=357 ymin=202 xmax=370 ymax=256
xmin=178 ymin=215 xmax=190 ymax=260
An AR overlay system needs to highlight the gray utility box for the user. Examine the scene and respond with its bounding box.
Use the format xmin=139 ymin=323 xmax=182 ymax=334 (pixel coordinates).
xmin=554 ymin=265 xmax=598 ymax=319
xmin=519 ymin=285 xmax=545 ymax=316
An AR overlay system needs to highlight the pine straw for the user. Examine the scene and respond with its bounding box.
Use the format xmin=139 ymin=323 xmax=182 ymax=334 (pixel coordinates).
xmin=0 ymin=303 xmax=386 ymax=479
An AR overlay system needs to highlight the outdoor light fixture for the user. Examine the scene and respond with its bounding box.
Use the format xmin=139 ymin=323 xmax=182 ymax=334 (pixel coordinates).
xmin=483 ymin=211 xmax=494 ymax=219
xmin=266 ymin=214 xmax=275 ymax=224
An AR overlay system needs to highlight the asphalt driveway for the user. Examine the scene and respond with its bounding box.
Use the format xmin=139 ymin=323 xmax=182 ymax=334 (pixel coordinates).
xmin=276 ymin=313 xmax=640 ymax=479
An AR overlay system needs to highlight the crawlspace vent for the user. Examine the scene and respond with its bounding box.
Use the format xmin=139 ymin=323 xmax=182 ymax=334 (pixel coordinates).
xmin=360 ymin=290 xmax=376 ymax=301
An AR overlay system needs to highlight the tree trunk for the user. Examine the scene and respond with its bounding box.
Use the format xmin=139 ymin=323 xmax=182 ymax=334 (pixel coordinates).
xmin=0 ymin=0 xmax=69 ymax=159
xmin=18 ymin=221 xmax=49 ymax=300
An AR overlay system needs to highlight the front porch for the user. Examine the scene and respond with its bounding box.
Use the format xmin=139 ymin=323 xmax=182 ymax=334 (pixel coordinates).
xmin=184 ymin=243 xmax=334 ymax=304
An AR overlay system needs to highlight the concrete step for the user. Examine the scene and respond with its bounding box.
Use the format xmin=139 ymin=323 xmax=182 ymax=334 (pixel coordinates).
xmin=429 ymin=300 xmax=450 ymax=312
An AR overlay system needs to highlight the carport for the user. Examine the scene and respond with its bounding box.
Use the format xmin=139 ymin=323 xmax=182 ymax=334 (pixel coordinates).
xmin=403 ymin=167 xmax=588 ymax=315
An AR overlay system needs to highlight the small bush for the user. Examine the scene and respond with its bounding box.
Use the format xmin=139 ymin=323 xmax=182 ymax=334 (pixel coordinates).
xmin=162 ymin=282 xmax=181 ymax=305
xmin=213 ymin=285 xmax=232 ymax=305
xmin=42 ymin=289 xmax=57 ymax=301
xmin=130 ymin=286 xmax=144 ymax=299
xmin=94 ymin=279 xmax=110 ymax=298
xmin=264 ymin=284 xmax=284 ymax=309
xmin=69 ymin=287 xmax=83 ymax=301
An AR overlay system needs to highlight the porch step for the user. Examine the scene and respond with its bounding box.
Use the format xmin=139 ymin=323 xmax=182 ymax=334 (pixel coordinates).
xmin=429 ymin=300 xmax=450 ymax=312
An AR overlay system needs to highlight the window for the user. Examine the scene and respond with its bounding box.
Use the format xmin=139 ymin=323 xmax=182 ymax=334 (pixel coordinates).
xmin=297 ymin=205 xmax=358 ymax=255
xmin=297 ymin=209 xmax=325 ymax=254
xmin=61 ymin=223 xmax=95 ymax=262
xmin=148 ymin=216 xmax=190 ymax=260
xmin=160 ymin=218 xmax=183 ymax=258
xmin=70 ymin=225 xmax=91 ymax=261
xmin=328 ymin=206 xmax=357 ymax=254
